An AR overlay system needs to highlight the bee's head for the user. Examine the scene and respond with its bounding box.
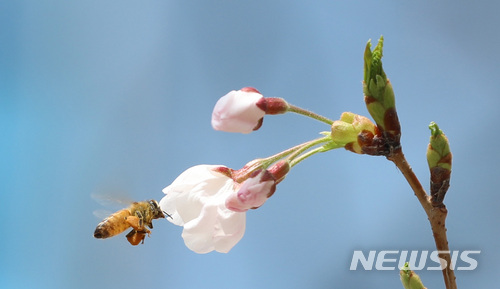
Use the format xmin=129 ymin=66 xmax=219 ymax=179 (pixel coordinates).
xmin=148 ymin=200 xmax=165 ymax=219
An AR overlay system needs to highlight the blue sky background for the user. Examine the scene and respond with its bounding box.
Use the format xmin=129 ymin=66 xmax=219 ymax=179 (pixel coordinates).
xmin=1 ymin=1 xmax=499 ymax=288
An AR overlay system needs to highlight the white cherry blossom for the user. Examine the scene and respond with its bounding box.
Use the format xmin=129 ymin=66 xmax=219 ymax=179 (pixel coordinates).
xmin=160 ymin=165 xmax=245 ymax=254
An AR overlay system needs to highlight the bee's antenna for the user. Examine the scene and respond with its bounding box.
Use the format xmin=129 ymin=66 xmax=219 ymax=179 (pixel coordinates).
xmin=163 ymin=210 xmax=172 ymax=219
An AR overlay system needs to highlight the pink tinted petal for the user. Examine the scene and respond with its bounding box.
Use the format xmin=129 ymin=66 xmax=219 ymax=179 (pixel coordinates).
xmin=212 ymin=90 xmax=265 ymax=134
xmin=182 ymin=203 xmax=246 ymax=254
xmin=225 ymin=171 xmax=275 ymax=212
xmin=240 ymin=180 xmax=274 ymax=206
xmin=213 ymin=209 xmax=246 ymax=253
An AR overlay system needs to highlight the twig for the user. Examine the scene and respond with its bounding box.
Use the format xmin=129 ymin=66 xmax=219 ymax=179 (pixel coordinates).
xmin=388 ymin=149 xmax=457 ymax=289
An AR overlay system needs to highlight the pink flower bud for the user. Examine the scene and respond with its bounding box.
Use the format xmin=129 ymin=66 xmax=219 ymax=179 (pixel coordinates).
xmin=225 ymin=170 xmax=276 ymax=212
xmin=211 ymin=88 xmax=266 ymax=134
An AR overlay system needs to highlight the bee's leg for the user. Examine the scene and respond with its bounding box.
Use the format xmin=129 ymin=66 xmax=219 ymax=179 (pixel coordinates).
xmin=125 ymin=216 xmax=151 ymax=235
xmin=126 ymin=229 xmax=146 ymax=246
xmin=127 ymin=212 xmax=144 ymax=229
xmin=125 ymin=215 xmax=140 ymax=228
xmin=125 ymin=229 xmax=135 ymax=238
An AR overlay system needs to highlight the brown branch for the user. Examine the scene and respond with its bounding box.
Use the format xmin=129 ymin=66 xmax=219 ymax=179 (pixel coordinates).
xmin=387 ymin=149 xmax=457 ymax=289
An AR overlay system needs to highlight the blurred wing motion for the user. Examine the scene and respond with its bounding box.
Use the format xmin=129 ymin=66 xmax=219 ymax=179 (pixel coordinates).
xmin=91 ymin=193 xmax=134 ymax=209
xmin=93 ymin=195 xmax=165 ymax=246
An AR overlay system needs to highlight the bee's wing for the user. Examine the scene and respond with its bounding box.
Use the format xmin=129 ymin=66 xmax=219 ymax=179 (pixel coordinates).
xmin=91 ymin=192 xmax=133 ymax=207
xmin=93 ymin=209 xmax=114 ymax=220
xmin=91 ymin=192 xmax=133 ymax=221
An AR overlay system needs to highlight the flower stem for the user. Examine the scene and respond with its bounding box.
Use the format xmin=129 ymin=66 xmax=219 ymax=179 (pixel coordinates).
xmin=260 ymin=135 xmax=339 ymax=170
xmin=287 ymin=104 xmax=334 ymax=125
xmin=387 ymin=149 xmax=457 ymax=289
xmin=288 ymin=135 xmax=340 ymax=167
xmin=289 ymin=145 xmax=327 ymax=167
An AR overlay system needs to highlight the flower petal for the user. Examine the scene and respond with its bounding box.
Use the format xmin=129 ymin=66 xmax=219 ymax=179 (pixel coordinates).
xmin=182 ymin=200 xmax=246 ymax=253
xmin=160 ymin=165 xmax=227 ymax=223
xmin=160 ymin=165 xmax=246 ymax=253
xmin=211 ymin=89 xmax=265 ymax=134
xmin=226 ymin=170 xmax=276 ymax=212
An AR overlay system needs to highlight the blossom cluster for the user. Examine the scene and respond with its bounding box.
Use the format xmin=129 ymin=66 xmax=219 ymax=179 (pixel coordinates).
xmin=159 ymin=161 xmax=289 ymax=253
xmin=160 ymin=87 xmax=377 ymax=253
xmin=147 ymin=36 xmax=454 ymax=289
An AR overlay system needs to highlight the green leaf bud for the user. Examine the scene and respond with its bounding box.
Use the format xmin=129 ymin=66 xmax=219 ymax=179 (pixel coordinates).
xmin=363 ymin=36 xmax=401 ymax=152
xmin=400 ymin=262 xmax=427 ymax=289
xmin=427 ymin=122 xmax=452 ymax=207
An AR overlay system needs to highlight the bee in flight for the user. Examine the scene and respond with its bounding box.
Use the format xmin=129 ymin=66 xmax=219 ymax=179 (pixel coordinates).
xmin=94 ymin=199 xmax=166 ymax=246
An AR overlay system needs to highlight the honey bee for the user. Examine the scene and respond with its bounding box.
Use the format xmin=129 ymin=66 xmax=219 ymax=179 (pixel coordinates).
xmin=94 ymin=199 xmax=166 ymax=246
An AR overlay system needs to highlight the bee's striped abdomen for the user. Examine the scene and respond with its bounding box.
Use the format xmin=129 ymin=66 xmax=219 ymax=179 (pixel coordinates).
xmin=94 ymin=209 xmax=132 ymax=239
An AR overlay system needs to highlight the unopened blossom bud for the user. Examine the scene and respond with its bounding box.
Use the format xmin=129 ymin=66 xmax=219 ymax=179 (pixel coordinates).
xmin=427 ymin=122 xmax=452 ymax=207
xmin=363 ymin=36 xmax=401 ymax=152
xmin=225 ymin=169 xmax=276 ymax=212
xmin=330 ymin=112 xmax=377 ymax=154
xmin=400 ymin=262 xmax=427 ymax=289
xmin=212 ymin=87 xmax=266 ymax=133
xmin=267 ymin=160 xmax=290 ymax=184
xmin=226 ymin=160 xmax=290 ymax=212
